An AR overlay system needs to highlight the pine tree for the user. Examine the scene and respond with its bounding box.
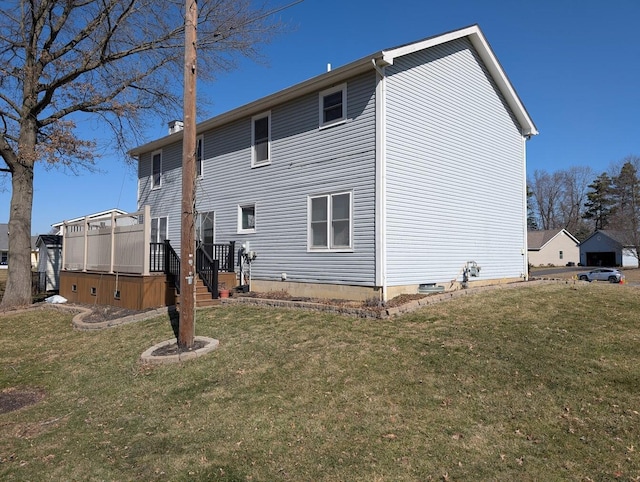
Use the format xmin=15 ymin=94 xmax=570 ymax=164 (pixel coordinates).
xmin=611 ymin=160 xmax=640 ymax=267
xmin=583 ymin=172 xmax=615 ymax=230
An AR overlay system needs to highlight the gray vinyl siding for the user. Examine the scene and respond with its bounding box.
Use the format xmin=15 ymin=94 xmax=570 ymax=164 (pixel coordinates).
xmin=385 ymin=37 xmax=527 ymax=285
xmin=138 ymin=142 xmax=183 ymax=244
xmin=137 ymin=73 xmax=377 ymax=286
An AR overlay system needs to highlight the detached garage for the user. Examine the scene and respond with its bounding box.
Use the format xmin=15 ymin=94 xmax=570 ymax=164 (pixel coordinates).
xmin=579 ymin=230 xmax=639 ymax=268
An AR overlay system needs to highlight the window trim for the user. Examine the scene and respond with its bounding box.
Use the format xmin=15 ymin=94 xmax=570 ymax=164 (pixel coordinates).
xmin=237 ymin=204 xmax=256 ymax=234
xmin=319 ymin=83 xmax=347 ymax=129
xmin=251 ymin=111 xmax=271 ymax=167
xmin=307 ymin=191 xmax=353 ymax=252
xmin=151 ymin=149 xmax=162 ymax=189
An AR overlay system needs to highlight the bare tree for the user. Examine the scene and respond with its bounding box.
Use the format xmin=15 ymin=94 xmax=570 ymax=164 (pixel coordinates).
xmin=529 ymin=169 xmax=565 ymax=230
xmin=0 ymin=0 xmax=285 ymax=308
xmin=529 ymin=166 xmax=593 ymax=239
xmin=558 ymin=165 xmax=593 ymax=239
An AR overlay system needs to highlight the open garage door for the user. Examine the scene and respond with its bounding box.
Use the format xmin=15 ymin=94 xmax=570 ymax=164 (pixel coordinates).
xmin=586 ymin=251 xmax=616 ymax=267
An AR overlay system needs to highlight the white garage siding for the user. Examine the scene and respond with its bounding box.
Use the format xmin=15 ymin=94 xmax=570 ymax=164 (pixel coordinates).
xmin=384 ymin=37 xmax=527 ymax=285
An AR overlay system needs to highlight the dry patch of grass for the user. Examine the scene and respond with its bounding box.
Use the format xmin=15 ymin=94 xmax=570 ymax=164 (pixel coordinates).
xmin=1 ymin=283 xmax=639 ymax=480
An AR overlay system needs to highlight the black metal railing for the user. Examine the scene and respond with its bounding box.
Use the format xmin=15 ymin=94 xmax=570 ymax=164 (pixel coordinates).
xmin=150 ymin=241 xmax=235 ymax=274
xmin=164 ymin=240 xmax=181 ymax=293
xmin=196 ymin=244 xmax=219 ymax=298
xmin=151 ymin=240 xmax=234 ymax=296
xmin=199 ymin=241 xmax=235 ymax=272
xmin=150 ymin=242 xmax=165 ymax=272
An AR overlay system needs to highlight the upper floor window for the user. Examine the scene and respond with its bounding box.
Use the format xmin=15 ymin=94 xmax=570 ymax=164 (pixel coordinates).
xmin=252 ymin=112 xmax=271 ymax=167
xmin=238 ymin=204 xmax=256 ymax=234
xmin=152 ymin=150 xmax=162 ymax=188
xmin=196 ymin=135 xmax=203 ymax=177
xmin=308 ymin=191 xmax=352 ymax=251
xmin=319 ymin=84 xmax=347 ymax=128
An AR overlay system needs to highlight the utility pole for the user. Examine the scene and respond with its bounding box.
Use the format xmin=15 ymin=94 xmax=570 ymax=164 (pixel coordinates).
xmin=178 ymin=0 xmax=197 ymax=349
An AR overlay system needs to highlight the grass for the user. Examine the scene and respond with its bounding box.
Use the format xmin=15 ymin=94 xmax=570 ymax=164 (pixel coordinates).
xmin=1 ymin=283 xmax=640 ymax=480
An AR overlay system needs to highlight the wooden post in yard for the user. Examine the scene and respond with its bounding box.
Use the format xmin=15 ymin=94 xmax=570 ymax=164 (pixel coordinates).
xmin=178 ymin=0 xmax=198 ymax=349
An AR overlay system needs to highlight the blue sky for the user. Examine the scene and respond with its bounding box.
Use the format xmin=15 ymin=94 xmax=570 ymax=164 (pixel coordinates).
xmin=3 ymin=0 xmax=639 ymax=235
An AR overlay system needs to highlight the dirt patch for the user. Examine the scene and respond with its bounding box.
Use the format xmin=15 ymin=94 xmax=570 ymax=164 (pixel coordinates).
xmin=74 ymin=304 xmax=156 ymax=323
xmin=242 ymin=291 xmax=428 ymax=311
xmin=151 ymin=339 xmax=208 ymax=356
xmin=0 ymin=387 xmax=46 ymax=414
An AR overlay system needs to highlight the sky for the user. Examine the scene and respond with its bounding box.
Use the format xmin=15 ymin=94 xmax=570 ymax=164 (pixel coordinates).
xmin=2 ymin=0 xmax=639 ymax=235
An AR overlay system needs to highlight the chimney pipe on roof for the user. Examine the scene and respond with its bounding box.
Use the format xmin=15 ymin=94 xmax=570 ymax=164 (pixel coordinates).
xmin=168 ymin=120 xmax=184 ymax=135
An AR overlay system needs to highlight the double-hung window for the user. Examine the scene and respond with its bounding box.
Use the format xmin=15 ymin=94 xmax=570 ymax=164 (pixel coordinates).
xmin=319 ymin=84 xmax=347 ymax=128
xmin=151 ymin=150 xmax=162 ymax=188
xmin=238 ymin=204 xmax=256 ymax=234
xmin=252 ymin=112 xmax=271 ymax=167
xmin=308 ymin=192 xmax=352 ymax=251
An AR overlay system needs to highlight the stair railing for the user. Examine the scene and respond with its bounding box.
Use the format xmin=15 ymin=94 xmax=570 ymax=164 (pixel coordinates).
xmin=163 ymin=239 xmax=181 ymax=293
xmin=196 ymin=243 xmax=220 ymax=298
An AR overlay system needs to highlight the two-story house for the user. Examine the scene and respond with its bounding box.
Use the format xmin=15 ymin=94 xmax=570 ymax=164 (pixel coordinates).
xmin=130 ymin=24 xmax=538 ymax=302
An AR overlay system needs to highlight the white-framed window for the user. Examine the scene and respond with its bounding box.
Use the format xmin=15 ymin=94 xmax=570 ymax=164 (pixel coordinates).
xmin=150 ymin=216 xmax=168 ymax=243
xmin=252 ymin=111 xmax=271 ymax=167
xmin=319 ymin=83 xmax=347 ymax=128
xmin=237 ymin=204 xmax=256 ymax=234
xmin=151 ymin=150 xmax=162 ymax=188
xmin=308 ymin=191 xmax=352 ymax=251
xmin=559 ymin=250 xmax=564 ymax=260
xmin=196 ymin=135 xmax=204 ymax=177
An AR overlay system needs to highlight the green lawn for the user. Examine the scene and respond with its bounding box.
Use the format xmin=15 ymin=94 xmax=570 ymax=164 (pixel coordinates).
xmin=1 ymin=283 xmax=639 ymax=480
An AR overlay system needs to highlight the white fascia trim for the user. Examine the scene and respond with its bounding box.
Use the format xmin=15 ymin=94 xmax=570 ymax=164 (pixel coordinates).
xmin=538 ymin=229 xmax=580 ymax=250
xmin=382 ymin=25 xmax=538 ymax=137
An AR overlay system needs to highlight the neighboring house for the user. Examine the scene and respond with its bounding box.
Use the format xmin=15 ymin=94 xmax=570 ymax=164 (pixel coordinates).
xmin=527 ymin=229 xmax=580 ymax=267
xmin=579 ymin=230 xmax=639 ymax=268
xmin=130 ymin=24 xmax=538 ymax=301
xmin=36 ymin=235 xmax=63 ymax=291
xmin=0 ymin=227 xmax=38 ymax=270
xmin=0 ymin=223 xmax=7 ymax=269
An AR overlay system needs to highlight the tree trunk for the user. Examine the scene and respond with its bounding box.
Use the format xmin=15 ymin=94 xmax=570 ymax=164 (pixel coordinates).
xmin=1 ymin=160 xmax=34 ymax=309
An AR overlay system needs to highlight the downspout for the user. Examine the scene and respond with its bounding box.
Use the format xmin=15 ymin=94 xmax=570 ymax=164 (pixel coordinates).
xmin=372 ymin=58 xmax=388 ymax=302
xmin=522 ymin=133 xmax=529 ymax=280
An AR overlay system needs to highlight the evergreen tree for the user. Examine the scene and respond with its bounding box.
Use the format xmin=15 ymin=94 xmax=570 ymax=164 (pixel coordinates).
xmin=583 ymin=172 xmax=615 ymax=230
xmin=611 ymin=160 xmax=640 ymax=267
